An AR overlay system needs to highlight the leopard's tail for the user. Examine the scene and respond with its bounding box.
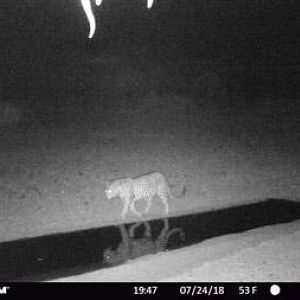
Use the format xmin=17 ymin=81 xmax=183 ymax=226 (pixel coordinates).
xmin=166 ymin=228 xmax=185 ymax=245
xmin=168 ymin=173 xmax=187 ymax=199
xmin=169 ymin=184 xmax=187 ymax=199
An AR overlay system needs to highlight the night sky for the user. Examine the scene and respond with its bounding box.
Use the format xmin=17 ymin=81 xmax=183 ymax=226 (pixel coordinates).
xmin=1 ymin=0 xmax=298 ymax=120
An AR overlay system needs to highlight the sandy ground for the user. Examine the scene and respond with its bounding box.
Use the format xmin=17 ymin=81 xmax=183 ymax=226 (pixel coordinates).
xmin=0 ymin=95 xmax=299 ymax=243
xmin=0 ymin=94 xmax=299 ymax=282
xmin=51 ymin=219 xmax=300 ymax=282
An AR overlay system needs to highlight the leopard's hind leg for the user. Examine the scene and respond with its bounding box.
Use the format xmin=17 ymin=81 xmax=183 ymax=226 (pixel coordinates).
xmin=156 ymin=220 xmax=185 ymax=252
xmin=120 ymin=193 xmax=131 ymax=220
xmin=155 ymin=218 xmax=169 ymax=251
xmin=159 ymin=195 xmax=169 ymax=215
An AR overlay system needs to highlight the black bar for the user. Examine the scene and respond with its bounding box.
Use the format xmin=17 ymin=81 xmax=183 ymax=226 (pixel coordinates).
xmin=0 ymin=282 xmax=299 ymax=299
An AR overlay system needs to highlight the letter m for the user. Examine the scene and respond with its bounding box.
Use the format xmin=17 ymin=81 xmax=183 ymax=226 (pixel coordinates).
xmin=0 ymin=286 xmax=8 ymax=294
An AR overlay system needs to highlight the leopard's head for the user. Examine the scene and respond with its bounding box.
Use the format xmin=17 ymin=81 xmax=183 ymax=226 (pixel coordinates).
xmin=104 ymin=185 xmax=118 ymax=199
xmin=104 ymin=180 xmax=118 ymax=199
xmin=103 ymin=247 xmax=121 ymax=266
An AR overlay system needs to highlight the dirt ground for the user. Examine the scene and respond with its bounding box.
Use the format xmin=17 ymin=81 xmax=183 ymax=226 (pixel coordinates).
xmin=0 ymin=95 xmax=299 ymax=243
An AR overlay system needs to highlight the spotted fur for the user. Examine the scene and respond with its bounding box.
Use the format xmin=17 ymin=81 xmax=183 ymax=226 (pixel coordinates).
xmin=104 ymin=171 xmax=186 ymax=219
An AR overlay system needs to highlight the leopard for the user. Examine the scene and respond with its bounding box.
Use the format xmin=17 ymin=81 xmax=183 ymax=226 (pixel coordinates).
xmin=104 ymin=171 xmax=186 ymax=220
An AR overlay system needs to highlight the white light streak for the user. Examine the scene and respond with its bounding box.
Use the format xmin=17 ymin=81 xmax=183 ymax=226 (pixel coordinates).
xmin=80 ymin=0 xmax=97 ymax=39
xmin=147 ymin=0 xmax=154 ymax=9
xmin=80 ymin=0 xmax=154 ymax=39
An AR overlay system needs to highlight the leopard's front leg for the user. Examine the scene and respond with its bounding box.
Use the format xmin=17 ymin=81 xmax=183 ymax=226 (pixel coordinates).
xmin=159 ymin=196 xmax=169 ymax=215
xmin=120 ymin=194 xmax=130 ymax=220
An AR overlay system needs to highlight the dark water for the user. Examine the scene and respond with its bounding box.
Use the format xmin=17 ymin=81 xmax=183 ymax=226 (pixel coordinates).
xmin=1 ymin=198 xmax=300 ymax=281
